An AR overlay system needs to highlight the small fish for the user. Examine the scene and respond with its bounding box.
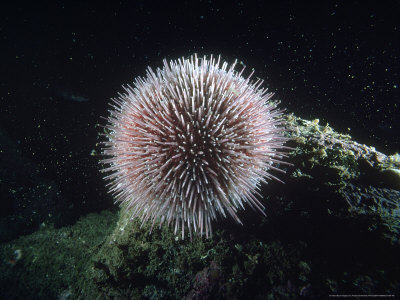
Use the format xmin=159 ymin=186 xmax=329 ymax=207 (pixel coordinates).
xmin=57 ymin=90 xmax=89 ymax=102
xmin=34 ymin=80 xmax=89 ymax=102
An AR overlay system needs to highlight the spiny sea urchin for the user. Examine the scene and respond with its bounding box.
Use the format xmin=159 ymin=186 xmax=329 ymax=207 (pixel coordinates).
xmin=101 ymin=54 xmax=288 ymax=239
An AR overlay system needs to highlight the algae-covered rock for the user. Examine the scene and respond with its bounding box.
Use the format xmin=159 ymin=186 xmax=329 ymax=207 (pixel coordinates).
xmin=80 ymin=115 xmax=400 ymax=299
xmin=1 ymin=115 xmax=399 ymax=299
xmin=0 ymin=210 xmax=118 ymax=299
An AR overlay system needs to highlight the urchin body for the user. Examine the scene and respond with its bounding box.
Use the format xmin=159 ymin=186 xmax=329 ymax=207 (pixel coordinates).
xmin=102 ymin=54 xmax=287 ymax=238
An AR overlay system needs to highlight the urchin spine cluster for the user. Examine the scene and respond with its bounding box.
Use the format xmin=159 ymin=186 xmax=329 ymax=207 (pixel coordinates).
xmin=101 ymin=54 xmax=287 ymax=238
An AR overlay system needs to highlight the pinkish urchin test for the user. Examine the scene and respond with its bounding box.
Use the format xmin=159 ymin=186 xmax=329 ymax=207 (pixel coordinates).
xmin=101 ymin=54 xmax=289 ymax=239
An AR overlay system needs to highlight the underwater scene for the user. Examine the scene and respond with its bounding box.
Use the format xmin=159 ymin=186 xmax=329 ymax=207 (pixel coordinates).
xmin=1 ymin=1 xmax=399 ymax=299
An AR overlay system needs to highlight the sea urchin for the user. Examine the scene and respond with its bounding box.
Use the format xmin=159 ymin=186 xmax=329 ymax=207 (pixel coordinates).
xmin=101 ymin=54 xmax=288 ymax=239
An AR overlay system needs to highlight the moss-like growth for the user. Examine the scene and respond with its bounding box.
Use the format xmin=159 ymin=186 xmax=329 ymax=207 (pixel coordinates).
xmin=1 ymin=115 xmax=399 ymax=299
xmin=0 ymin=210 xmax=117 ymax=299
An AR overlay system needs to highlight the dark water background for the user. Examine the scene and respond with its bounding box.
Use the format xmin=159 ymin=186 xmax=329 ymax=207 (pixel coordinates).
xmin=0 ymin=1 xmax=399 ymax=228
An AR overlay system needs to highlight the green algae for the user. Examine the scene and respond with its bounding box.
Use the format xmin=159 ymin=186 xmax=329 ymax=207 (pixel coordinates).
xmin=1 ymin=115 xmax=399 ymax=299
xmin=0 ymin=210 xmax=117 ymax=299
